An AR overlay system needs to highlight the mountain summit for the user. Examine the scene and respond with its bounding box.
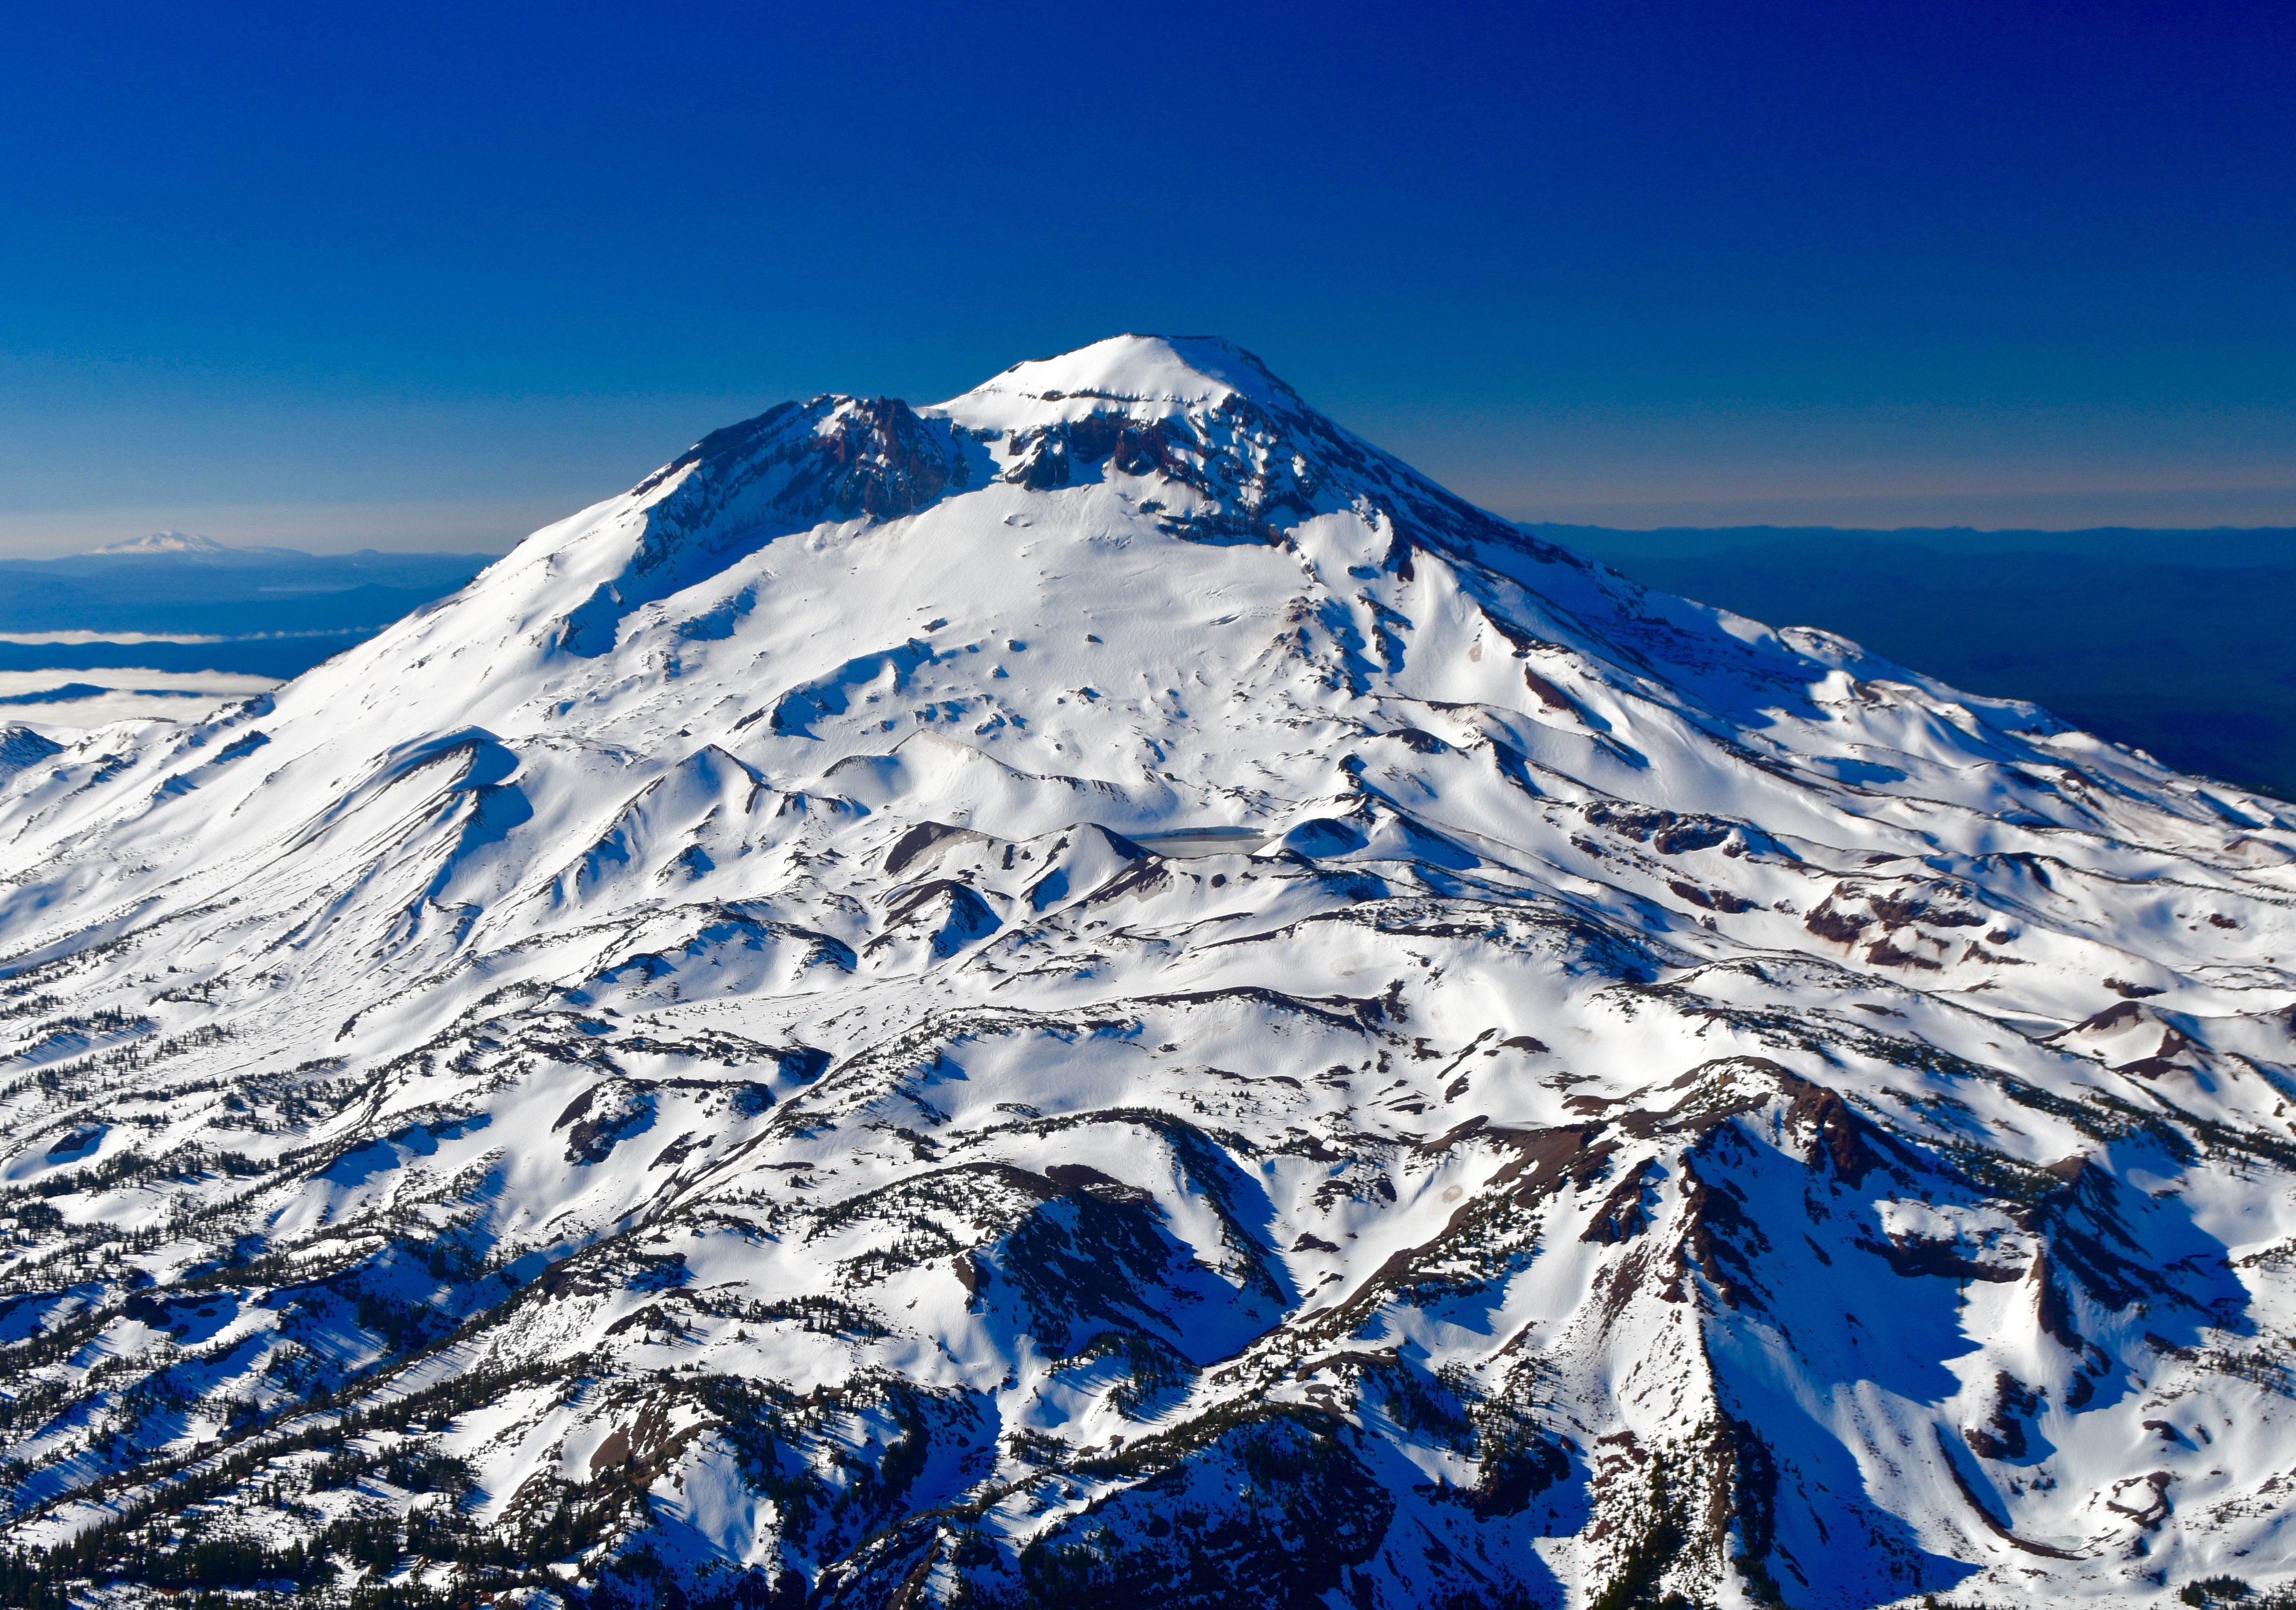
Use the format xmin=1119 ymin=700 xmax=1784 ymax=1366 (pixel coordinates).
xmin=87 ymin=530 xmax=231 ymax=556
xmin=0 ymin=337 xmax=2291 ymax=1610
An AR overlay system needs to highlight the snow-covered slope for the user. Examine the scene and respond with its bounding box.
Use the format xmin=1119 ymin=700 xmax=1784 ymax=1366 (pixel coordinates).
xmin=1 ymin=336 xmax=2293 ymax=1610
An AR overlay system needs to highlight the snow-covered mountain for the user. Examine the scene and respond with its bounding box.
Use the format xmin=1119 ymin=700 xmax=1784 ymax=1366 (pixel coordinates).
xmin=87 ymin=533 xmax=233 ymax=557
xmin=0 ymin=336 xmax=2292 ymax=1610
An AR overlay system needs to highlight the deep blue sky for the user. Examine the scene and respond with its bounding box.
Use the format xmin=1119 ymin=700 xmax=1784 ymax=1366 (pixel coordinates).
xmin=2 ymin=0 xmax=2291 ymax=553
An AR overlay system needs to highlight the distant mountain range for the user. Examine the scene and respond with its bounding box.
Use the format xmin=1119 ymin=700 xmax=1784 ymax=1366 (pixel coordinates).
xmin=1542 ymin=522 xmax=2296 ymax=801
xmin=1535 ymin=522 xmax=2296 ymax=566
xmin=0 ymin=540 xmax=496 ymax=678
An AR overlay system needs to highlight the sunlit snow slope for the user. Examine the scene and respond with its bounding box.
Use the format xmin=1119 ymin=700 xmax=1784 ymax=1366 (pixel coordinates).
xmin=1 ymin=336 xmax=2293 ymax=1610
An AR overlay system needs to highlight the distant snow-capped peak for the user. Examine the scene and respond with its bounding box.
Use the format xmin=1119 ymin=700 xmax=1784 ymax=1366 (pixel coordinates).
xmin=87 ymin=529 xmax=231 ymax=555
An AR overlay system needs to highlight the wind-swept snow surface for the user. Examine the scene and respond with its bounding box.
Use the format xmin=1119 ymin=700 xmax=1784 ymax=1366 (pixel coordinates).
xmin=1 ymin=336 xmax=2293 ymax=1610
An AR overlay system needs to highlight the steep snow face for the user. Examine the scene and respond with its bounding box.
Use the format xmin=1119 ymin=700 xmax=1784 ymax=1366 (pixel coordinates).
xmin=0 ymin=336 xmax=2293 ymax=1610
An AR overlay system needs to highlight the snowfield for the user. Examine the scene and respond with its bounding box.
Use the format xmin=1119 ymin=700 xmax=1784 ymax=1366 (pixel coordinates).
xmin=0 ymin=336 xmax=2292 ymax=1609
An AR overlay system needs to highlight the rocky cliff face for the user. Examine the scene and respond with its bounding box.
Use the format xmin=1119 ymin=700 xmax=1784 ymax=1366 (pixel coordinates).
xmin=0 ymin=336 xmax=2292 ymax=1609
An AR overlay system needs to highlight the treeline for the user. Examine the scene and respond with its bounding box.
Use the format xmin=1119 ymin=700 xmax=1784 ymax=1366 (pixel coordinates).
xmin=0 ymin=1361 xmax=562 ymax=1604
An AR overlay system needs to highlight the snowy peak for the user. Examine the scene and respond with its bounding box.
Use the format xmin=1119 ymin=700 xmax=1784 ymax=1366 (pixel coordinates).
xmin=630 ymin=331 xmax=1301 ymax=552
xmin=86 ymin=530 xmax=230 ymax=555
xmin=473 ymin=334 xmax=1526 ymax=676
xmin=923 ymin=332 xmax=1531 ymax=558
xmin=940 ymin=332 xmax=1291 ymax=418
